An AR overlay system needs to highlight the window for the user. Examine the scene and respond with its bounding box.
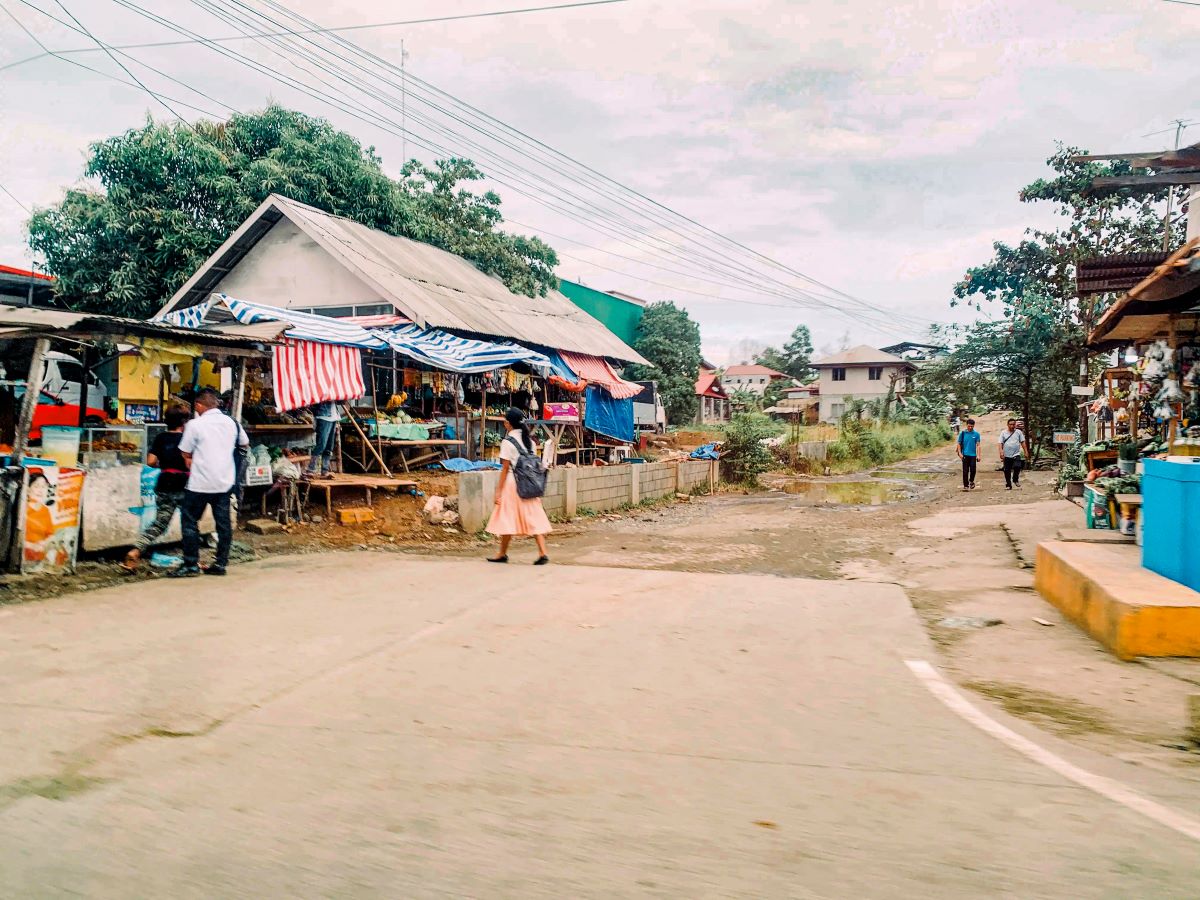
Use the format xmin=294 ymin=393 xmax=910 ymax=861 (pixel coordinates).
xmin=831 ymin=368 xmax=846 ymax=382
xmin=759 ymin=377 xmax=766 ymax=385
xmin=868 ymin=366 xmax=883 ymax=381
xmin=831 ymin=402 xmax=845 ymax=419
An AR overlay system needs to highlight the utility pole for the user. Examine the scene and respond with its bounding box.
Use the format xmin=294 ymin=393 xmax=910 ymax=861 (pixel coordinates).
xmin=1163 ymin=119 xmax=1191 ymax=250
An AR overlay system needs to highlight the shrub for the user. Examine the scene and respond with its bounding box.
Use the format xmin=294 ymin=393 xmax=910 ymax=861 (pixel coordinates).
xmin=722 ymin=412 xmax=776 ymax=485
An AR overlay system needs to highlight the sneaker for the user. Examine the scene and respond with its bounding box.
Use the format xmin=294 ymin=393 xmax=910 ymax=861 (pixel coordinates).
xmin=970 ymin=483 xmax=976 ymax=490
xmin=534 ymin=556 xmax=550 ymax=566
xmin=1006 ymin=485 xmax=1013 ymax=491
xmin=203 ymin=565 xmax=227 ymax=576
xmin=168 ymin=565 xmax=202 ymax=579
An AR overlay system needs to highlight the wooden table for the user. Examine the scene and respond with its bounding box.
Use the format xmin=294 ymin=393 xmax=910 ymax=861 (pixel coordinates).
xmin=301 ymin=474 xmax=418 ymax=517
xmin=345 ymin=436 xmax=466 ymax=473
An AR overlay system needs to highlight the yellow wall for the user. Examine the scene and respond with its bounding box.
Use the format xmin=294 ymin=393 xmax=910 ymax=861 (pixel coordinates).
xmin=117 ymin=352 xmax=220 ymax=418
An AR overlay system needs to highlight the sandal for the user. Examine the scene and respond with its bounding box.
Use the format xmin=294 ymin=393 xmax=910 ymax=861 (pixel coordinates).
xmin=533 ymin=556 xmax=550 ymax=566
xmin=119 ymin=550 xmax=140 ymax=574
xmin=487 ymin=555 xmax=509 ymax=564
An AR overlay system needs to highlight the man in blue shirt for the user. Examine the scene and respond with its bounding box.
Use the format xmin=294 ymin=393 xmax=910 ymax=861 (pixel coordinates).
xmin=957 ymin=418 xmax=981 ymax=491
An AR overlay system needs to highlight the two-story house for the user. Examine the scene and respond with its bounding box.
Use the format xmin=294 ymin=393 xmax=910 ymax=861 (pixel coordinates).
xmin=812 ymin=345 xmax=917 ymax=422
xmin=722 ymin=364 xmax=789 ymax=396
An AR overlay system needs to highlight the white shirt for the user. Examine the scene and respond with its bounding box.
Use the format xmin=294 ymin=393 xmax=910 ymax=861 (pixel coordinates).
xmin=499 ymin=432 xmax=534 ymax=464
xmin=179 ymin=408 xmax=249 ymax=493
xmin=999 ymin=429 xmax=1026 ymax=458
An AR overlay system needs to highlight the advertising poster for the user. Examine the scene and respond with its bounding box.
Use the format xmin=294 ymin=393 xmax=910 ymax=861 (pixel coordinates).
xmin=22 ymin=465 xmax=85 ymax=575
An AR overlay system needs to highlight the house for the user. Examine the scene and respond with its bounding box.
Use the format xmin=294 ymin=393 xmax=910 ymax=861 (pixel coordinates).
xmin=783 ymin=382 xmax=819 ymax=401
xmin=557 ymin=280 xmax=644 ymax=348
xmin=811 ymin=345 xmax=916 ymax=422
xmin=156 ymin=194 xmax=644 ymax=364
xmin=722 ymin=363 xmax=789 ymax=396
xmin=694 ymin=368 xmax=731 ymax=424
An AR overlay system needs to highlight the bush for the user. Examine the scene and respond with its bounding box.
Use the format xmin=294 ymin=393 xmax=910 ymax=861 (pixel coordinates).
xmin=722 ymin=412 xmax=776 ymax=485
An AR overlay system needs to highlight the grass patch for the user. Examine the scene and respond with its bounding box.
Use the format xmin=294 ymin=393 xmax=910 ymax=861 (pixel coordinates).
xmin=963 ymin=680 xmax=1112 ymax=735
xmin=0 ymin=773 xmax=107 ymax=804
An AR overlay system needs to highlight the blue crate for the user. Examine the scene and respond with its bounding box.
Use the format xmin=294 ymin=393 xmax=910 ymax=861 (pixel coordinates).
xmin=1142 ymin=457 xmax=1200 ymax=591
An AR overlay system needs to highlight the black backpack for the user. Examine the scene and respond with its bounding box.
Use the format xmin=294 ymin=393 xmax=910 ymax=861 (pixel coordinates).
xmin=506 ymin=434 xmax=547 ymax=500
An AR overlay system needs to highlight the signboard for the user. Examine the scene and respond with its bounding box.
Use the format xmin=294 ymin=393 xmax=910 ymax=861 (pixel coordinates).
xmin=1053 ymin=432 xmax=1076 ymax=445
xmin=123 ymin=402 xmax=161 ymax=423
xmin=20 ymin=464 xmax=84 ymax=574
xmin=1070 ymin=386 xmax=1094 ymax=396
xmin=544 ymin=402 xmax=580 ymax=422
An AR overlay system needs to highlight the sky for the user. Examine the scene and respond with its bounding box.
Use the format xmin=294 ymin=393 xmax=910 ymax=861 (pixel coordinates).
xmin=2 ymin=0 xmax=1199 ymax=363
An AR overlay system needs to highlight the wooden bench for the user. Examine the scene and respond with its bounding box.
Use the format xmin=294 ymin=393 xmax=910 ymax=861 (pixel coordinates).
xmin=301 ymin=474 xmax=418 ymax=517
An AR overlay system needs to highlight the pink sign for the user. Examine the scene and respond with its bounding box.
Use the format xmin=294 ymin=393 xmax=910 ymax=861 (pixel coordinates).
xmin=544 ymin=403 xmax=580 ymax=421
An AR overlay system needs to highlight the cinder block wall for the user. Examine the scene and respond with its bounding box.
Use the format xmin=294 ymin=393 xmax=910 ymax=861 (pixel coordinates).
xmin=457 ymin=459 xmax=719 ymax=532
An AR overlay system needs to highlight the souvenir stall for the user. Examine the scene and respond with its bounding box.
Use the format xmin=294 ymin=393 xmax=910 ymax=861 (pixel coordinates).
xmin=1085 ymin=241 xmax=1200 ymax=588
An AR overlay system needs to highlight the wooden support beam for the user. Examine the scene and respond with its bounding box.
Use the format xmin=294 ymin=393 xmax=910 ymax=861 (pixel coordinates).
xmin=13 ymin=337 xmax=49 ymax=461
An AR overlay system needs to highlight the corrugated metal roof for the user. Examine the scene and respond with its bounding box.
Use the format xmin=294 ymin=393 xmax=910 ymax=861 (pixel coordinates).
xmin=813 ymin=345 xmax=908 ymax=366
xmin=161 ymin=194 xmax=647 ymax=364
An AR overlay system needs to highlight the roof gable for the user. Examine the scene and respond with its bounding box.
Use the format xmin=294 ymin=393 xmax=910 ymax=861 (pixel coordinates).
xmin=157 ymin=194 xmax=645 ymax=363
xmin=813 ymin=345 xmax=908 ymax=367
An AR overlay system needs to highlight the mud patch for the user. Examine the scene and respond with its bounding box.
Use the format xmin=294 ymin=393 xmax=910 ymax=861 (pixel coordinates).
xmin=963 ymin=680 xmax=1112 ymax=735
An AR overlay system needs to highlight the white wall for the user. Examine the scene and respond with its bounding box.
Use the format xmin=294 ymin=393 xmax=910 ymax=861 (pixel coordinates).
xmin=817 ymin=364 xmax=908 ymax=421
xmin=217 ymin=219 xmax=388 ymax=310
xmin=724 ymin=374 xmax=774 ymax=395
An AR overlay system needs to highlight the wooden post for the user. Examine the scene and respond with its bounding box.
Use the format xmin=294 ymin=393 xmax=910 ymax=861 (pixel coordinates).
xmin=229 ymin=358 xmax=247 ymax=423
xmin=479 ymin=385 xmax=488 ymax=460
xmin=13 ymin=338 xmax=50 ymax=461
xmin=341 ymin=403 xmax=392 ymax=477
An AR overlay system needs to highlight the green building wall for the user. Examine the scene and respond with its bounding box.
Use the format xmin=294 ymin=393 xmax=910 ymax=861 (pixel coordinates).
xmin=558 ymin=279 xmax=644 ymax=348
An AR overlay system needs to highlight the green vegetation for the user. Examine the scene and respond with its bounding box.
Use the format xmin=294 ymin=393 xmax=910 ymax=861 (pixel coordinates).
xmin=26 ymin=106 xmax=558 ymax=316
xmin=721 ymin=412 xmax=779 ymax=485
xmin=755 ymin=324 xmax=815 ymax=382
xmin=825 ymin=420 xmax=952 ymax=472
xmin=624 ymin=301 xmax=703 ymax=426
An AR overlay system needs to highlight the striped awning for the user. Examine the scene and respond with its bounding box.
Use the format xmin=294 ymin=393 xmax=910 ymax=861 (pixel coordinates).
xmin=558 ymin=350 xmax=643 ymax=399
xmin=375 ymin=323 xmax=551 ymax=374
xmin=157 ymin=294 xmax=387 ymax=349
xmin=273 ymin=339 xmax=365 ymax=412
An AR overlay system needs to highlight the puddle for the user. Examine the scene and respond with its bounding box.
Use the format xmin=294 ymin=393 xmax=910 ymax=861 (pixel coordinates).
xmin=871 ymin=471 xmax=937 ymax=481
xmin=775 ymin=480 xmax=913 ymax=505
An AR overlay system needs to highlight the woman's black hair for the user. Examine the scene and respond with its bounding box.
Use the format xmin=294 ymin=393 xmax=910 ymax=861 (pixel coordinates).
xmin=164 ymin=405 xmax=189 ymax=430
xmin=505 ymin=406 xmax=533 ymax=450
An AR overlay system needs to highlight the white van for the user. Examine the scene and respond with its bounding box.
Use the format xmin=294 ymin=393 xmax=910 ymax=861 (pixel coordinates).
xmin=41 ymin=351 xmax=108 ymax=410
xmin=632 ymin=380 xmax=667 ymax=434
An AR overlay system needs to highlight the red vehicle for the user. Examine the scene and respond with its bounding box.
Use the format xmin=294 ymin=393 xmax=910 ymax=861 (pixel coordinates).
xmin=25 ymin=389 xmax=108 ymax=441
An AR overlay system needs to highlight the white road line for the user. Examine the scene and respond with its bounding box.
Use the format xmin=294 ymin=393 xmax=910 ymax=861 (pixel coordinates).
xmin=905 ymin=659 xmax=1200 ymax=844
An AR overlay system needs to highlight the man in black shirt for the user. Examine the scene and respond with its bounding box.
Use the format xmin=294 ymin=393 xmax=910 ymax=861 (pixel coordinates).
xmin=121 ymin=405 xmax=190 ymax=572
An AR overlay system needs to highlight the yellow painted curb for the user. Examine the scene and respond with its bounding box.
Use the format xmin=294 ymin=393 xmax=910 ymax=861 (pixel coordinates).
xmin=1035 ymin=541 xmax=1200 ymax=660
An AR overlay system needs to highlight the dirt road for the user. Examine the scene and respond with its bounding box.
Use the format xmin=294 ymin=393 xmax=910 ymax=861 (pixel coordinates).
xmin=5 ymin=418 xmax=1200 ymax=895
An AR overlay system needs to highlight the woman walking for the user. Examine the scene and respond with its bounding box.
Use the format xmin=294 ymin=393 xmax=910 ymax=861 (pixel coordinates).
xmin=487 ymin=407 xmax=551 ymax=565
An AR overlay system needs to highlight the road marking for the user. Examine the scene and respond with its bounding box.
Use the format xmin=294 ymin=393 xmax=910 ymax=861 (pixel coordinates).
xmin=905 ymin=659 xmax=1200 ymax=844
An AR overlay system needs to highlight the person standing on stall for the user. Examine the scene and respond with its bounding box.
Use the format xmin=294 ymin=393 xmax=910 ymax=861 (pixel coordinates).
xmin=304 ymin=400 xmax=339 ymax=480
xmin=956 ymin=417 xmax=981 ymax=492
xmin=122 ymin=405 xmax=189 ymax=573
xmin=170 ymin=388 xmax=248 ymax=578
xmin=486 ymin=407 xmax=551 ymax=565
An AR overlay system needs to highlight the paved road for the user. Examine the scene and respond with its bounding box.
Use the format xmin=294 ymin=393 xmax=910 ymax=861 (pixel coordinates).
xmin=2 ymin=553 xmax=1198 ymax=897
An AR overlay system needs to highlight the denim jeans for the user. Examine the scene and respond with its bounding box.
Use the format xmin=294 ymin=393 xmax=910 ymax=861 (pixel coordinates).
xmin=181 ymin=489 xmax=233 ymax=568
xmin=306 ymin=418 xmax=337 ymax=474
xmin=961 ymin=456 xmax=977 ymax=488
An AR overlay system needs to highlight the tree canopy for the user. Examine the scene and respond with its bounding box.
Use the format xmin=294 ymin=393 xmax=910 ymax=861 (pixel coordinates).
xmin=755 ymin=325 xmax=814 ymax=382
xmin=27 ymin=106 xmax=558 ymax=317
xmin=624 ymin=301 xmax=703 ymax=425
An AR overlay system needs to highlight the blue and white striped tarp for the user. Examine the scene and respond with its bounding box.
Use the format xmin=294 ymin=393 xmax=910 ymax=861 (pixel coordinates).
xmin=157 ymin=294 xmax=387 ymax=349
xmin=373 ymin=323 xmax=550 ymax=374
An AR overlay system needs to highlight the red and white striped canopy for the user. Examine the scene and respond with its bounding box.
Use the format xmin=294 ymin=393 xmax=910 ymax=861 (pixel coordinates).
xmin=272 ymin=338 xmax=364 ymax=412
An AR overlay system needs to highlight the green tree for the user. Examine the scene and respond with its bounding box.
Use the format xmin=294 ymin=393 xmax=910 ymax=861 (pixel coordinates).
xmin=755 ymin=324 xmax=814 ymax=382
xmin=722 ymin=412 xmax=776 ymax=485
xmin=624 ymin=301 xmax=703 ymax=425
xmin=27 ymin=107 xmax=558 ymax=317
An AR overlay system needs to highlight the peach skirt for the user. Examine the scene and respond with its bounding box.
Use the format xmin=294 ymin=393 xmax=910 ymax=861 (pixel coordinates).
xmin=486 ymin=475 xmax=552 ymax=536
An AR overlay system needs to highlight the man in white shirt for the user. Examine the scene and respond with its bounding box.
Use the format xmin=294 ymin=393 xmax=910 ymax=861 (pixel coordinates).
xmin=169 ymin=388 xmax=249 ymax=577
xmin=998 ymin=417 xmax=1029 ymax=491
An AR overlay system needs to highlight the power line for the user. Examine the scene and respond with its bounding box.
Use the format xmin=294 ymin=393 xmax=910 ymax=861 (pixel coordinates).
xmin=47 ymin=0 xmax=190 ymax=123
xmin=0 ymin=0 xmax=631 ymax=72
xmin=0 ymin=181 xmax=32 ymax=214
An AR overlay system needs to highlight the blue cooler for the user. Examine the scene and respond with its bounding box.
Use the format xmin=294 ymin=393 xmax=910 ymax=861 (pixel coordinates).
xmin=1141 ymin=457 xmax=1200 ymax=591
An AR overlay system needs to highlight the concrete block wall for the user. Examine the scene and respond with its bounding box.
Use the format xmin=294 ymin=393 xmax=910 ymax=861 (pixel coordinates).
xmin=795 ymin=441 xmax=829 ymax=461
xmin=457 ymin=459 xmax=719 ymax=532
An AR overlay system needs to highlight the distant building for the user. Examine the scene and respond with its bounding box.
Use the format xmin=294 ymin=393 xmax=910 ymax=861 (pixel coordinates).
xmin=0 ymin=265 xmax=55 ymax=306
xmin=558 ymin=280 xmax=645 ymax=348
xmin=812 ymin=345 xmax=916 ymax=422
xmin=722 ymin=363 xmax=789 ymax=396
xmin=783 ymin=382 xmax=818 ymax=400
xmin=694 ymin=369 xmax=731 ymax=424
xmin=879 ymin=341 xmax=948 ymax=364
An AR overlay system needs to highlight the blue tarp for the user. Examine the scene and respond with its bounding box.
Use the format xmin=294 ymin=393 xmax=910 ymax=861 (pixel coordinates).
xmin=584 ymin=385 xmax=635 ymax=444
xmin=690 ymin=443 xmax=721 ymax=460
xmin=439 ymin=458 xmax=502 ymax=473
xmin=544 ymin=351 xmax=579 ymax=382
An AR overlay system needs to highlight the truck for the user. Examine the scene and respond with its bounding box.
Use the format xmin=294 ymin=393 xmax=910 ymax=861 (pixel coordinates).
xmin=632 ymin=380 xmax=667 ymax=434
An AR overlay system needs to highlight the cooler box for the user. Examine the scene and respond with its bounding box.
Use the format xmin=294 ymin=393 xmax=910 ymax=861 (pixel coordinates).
xmin=1141 ymin=457 xmax=1200 ymax=591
